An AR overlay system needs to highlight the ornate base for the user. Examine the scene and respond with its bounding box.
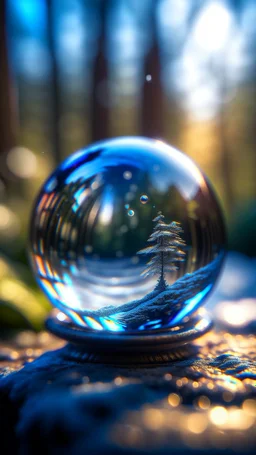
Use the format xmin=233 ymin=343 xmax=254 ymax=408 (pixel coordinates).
xmin=46 ymin=311 xmax=213 ymax=365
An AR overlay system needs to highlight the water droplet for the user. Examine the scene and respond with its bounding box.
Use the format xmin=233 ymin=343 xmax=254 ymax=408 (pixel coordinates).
xmin=123 ymin=171 xmax=132 ymax=180
xmin=146 ymin=74 xmax=152 ymax=82
xmin=140 ymin=195 xmax=149 ymax=204
xmin=128 ymin=209 xmax=134 ymax=217
xmin=124 ymin=204 xmax=130 ymax=209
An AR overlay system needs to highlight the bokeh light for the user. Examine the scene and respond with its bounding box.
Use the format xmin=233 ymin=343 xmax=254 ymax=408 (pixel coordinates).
xmin=7 ymin=147 xmax=37 ymax=179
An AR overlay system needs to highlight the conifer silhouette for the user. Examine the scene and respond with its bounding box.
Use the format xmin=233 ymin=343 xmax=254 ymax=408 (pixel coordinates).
xmin=137 ymin=212 xmax=186 ymax=291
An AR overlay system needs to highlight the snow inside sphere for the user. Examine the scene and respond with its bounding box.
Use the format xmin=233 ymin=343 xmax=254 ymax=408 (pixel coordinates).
xmin=29 ymin=137 xmax=225 ymax=332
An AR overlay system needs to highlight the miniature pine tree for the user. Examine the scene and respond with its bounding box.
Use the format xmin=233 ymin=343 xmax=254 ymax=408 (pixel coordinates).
xmin=137 ymin=211 xmax=186 ymax=291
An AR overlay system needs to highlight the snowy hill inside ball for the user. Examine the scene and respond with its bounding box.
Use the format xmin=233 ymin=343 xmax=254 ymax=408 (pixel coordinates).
xmin=95 ymin=255 xmax=222 ymax=330
xmin=85 ymin=212 xmax=223 ymax=330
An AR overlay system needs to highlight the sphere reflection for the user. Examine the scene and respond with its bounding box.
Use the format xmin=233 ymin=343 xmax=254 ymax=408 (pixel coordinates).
xmin=30 ymin=137 xmax=225 ymax=332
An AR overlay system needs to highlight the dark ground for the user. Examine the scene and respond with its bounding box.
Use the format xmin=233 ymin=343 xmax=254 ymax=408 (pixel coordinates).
xmin=0 ymin=253 xmax=255 ymax=455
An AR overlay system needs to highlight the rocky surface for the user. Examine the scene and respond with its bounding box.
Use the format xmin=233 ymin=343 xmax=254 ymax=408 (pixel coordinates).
xmin=0 ymin=253 xmax=256 ymax=454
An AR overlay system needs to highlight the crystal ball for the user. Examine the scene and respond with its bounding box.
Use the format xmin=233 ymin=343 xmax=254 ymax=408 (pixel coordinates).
xmin=30 ymin=137 xmax=225 ymax=332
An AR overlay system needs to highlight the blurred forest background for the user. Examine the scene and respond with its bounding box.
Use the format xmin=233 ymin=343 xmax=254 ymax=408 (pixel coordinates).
xmin=1 ymin=0 xmax=256 ymax=329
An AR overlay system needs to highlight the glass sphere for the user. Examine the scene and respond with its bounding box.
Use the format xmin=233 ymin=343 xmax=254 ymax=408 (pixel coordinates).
xmin=29 ymin=137 xmax=225 ymax=332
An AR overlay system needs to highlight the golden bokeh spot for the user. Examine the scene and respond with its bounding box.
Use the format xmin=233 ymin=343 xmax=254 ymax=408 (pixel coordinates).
xmin=168 ymin=393 xmax=181 ymax=407
xmin=197 ymin=395 xmax=211 ymax=410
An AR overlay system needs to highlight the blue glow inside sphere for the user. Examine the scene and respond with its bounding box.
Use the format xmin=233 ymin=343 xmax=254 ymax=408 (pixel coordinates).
xmin=30 ymin=137 xmax=225 ymax=332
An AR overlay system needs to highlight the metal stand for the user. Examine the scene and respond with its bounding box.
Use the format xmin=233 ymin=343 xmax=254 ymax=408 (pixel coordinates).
xmin=46 ymin=311 xmax=212 ymax=365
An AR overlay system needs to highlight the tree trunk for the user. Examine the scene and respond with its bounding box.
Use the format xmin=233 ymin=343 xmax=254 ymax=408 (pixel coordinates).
xmin=90 ymin=0 xmax=110 ymax=142
xmin=0 ymin=0 xmax=17 ymax=174
xmin=140 ymin=0 xmax=163 ymax=139
xmin=156 ymin=250 xmax=167 ymax=291
xmin=161 ymin=251 xmax=164 ymax=281
xmin=216 ymin=72 xmax=233 ymax=216
xmin=46 ymin=0 xmax=62 ymax=165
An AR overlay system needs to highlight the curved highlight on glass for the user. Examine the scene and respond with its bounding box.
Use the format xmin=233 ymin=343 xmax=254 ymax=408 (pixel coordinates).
xmin=30 ymin=137 xmax=225 ymax=332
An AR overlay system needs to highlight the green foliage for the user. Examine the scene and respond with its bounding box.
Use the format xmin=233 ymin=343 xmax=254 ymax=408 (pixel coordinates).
xmin=0 ymin=256 xmax=50 ymax=331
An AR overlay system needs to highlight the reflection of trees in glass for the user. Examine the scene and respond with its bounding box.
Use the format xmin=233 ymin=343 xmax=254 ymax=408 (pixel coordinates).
xmin=137 ymin=211 xmax=186 ymax=291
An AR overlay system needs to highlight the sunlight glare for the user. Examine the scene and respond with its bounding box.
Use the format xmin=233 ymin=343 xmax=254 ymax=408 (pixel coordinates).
xmin=193 ymin=1 xmax=232 ymax=53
